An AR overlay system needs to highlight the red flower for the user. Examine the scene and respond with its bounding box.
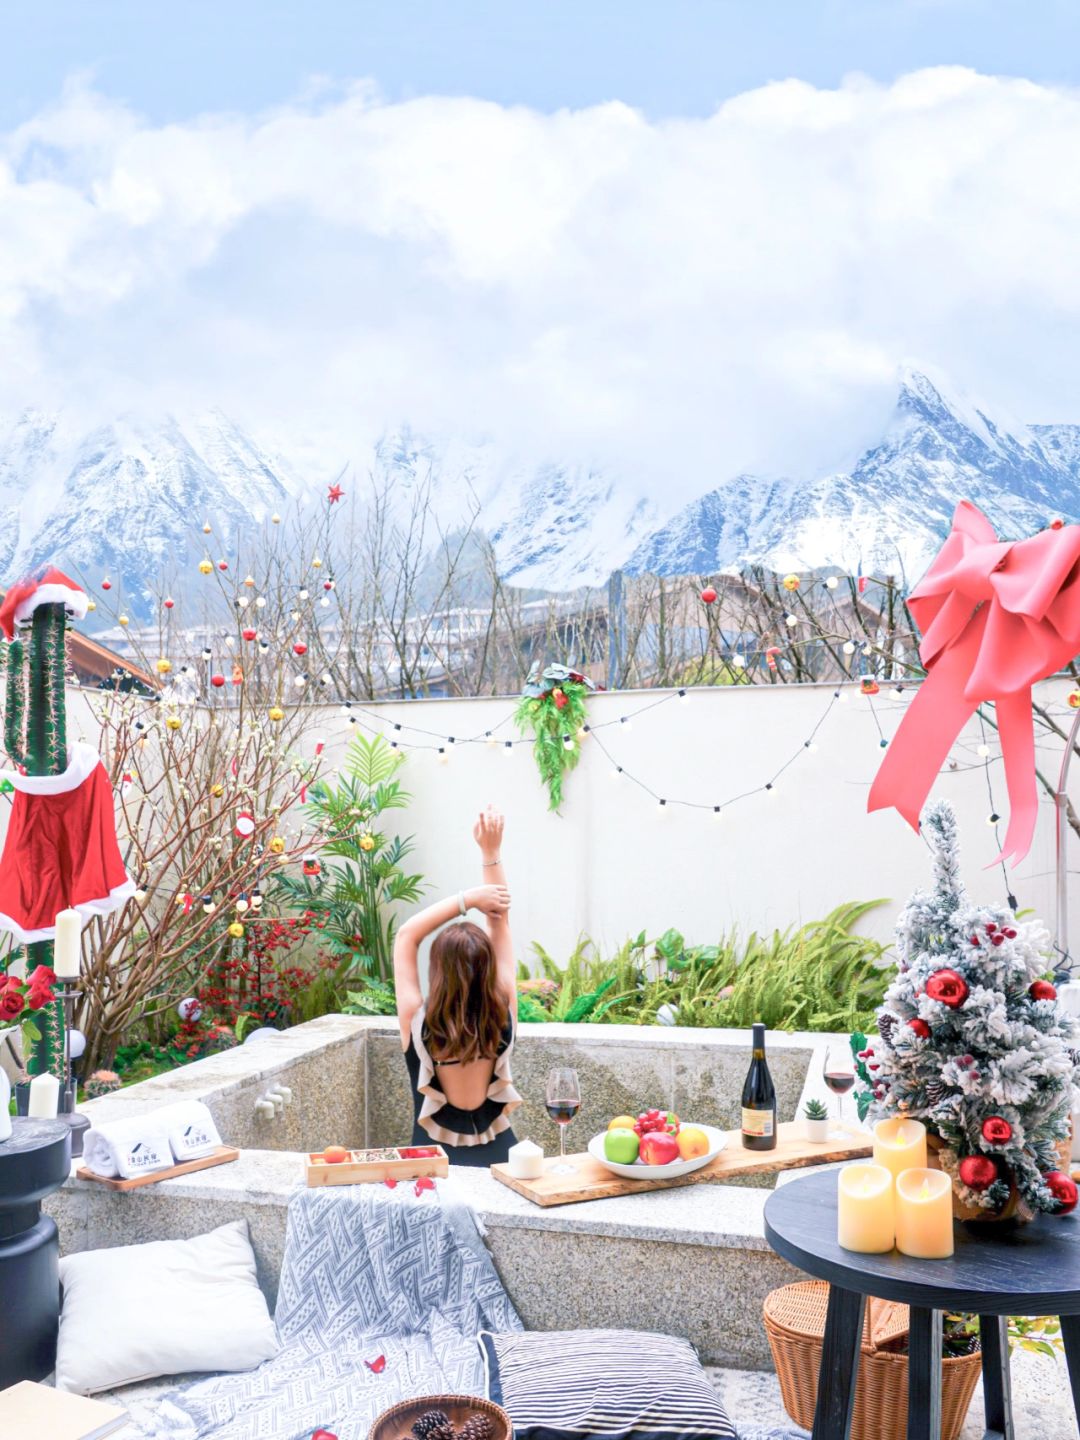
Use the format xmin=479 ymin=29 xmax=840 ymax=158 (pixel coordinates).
xmin=0 ymin=990 xmax=24 ymax=1020
xmin=981 ymin=1116 xmax=1013 ymax=1146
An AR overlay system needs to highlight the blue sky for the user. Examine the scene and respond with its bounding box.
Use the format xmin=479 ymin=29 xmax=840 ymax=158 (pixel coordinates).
xmin=3 ymin=2 xmax=1080 ymax=497
xmin=3 ymin=0 xmax=1079 ymax=125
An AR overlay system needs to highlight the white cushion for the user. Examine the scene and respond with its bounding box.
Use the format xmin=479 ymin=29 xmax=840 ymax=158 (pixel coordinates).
xmin=57 ymin=1219 xmax=277 ymax=1394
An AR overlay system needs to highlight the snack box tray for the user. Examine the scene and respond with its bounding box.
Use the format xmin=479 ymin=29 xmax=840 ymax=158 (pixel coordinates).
xmin=305 ymin=1144 xmax=450 ymax=1186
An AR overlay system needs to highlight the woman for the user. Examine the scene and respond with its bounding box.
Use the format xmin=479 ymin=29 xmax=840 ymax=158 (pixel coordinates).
xmin=394 ymin=805 xmax=521 ymax=1166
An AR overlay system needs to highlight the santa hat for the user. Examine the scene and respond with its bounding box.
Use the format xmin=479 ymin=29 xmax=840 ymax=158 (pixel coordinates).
xmin=0 ymin=567 xmax=89 ymax=641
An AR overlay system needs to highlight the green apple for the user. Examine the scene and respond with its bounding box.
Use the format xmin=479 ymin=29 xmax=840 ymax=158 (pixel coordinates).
xmin=604 ymin=1127 xmax=640 ymax=1164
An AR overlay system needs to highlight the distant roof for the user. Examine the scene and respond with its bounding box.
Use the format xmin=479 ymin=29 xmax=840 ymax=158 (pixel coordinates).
xmin=68 ymin=631 xmax=159 ymax=692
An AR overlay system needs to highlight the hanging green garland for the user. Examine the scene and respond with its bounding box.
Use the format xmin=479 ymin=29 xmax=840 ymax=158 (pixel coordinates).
xmin=514 ymin=663 xmax=596 ymax=812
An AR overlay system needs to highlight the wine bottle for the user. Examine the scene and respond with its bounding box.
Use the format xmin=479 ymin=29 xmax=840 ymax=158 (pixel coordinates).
xmin=741 ymin=1022 xmax=777 ymax=1150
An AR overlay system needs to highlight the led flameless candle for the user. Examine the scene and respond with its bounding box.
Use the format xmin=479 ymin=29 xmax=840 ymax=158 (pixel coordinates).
xmin=837 ymin=1163 xmax=895 ymax=1253
xmin=873 ymin=1116 xmax=928 ymax=1183
xmin=27 ymin=1072 xmax=60 ymax=1118
xmin=508 ymin=1138 xmax=545 ymax=1180
xmin=53 ymin=907 xmax=83 ymax=979
xmin=895 ymin=1168 xmax=954 ymax=1259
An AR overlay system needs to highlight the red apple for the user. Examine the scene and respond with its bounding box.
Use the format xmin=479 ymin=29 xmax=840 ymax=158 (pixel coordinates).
xmin=639 ymin=1131 xmax=680 ymax=1166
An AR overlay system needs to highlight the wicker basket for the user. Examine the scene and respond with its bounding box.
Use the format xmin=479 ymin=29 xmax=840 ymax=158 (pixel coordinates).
xmin=368 ymin=1394 xmax=512 ymax=1440
xmin=763 ymin=1281 xmax=982 ymax=1440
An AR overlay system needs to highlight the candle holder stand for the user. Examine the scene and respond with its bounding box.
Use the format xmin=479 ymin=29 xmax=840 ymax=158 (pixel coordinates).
xmin=56 ymin=981 xmax=89 ymax=1158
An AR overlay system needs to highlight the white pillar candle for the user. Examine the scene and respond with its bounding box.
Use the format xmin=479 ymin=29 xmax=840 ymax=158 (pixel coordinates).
xmin=27 ymin=1072 xmax=60 ymax=1118
xmin=837 ymin=1163 xmax=895 ymax=1253
xmin=53 ymin=908 xmax=83 ymax=979
xmin=508 ymin=1138 xmax=544 ymax=1179
xmin=873 ymin=1116 xmax=927 ymax=1183
xmin=895 ymin=1168 xmax=954 ymax=1259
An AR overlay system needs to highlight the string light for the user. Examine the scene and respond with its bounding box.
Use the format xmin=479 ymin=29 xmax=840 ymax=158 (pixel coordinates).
xmin=678 ymin=688 xmax=689 ymax=703
xmin=502 ymin=741 xmax=513 ymax=757
xmin=562 ymin=734 xmax=574 ymax=750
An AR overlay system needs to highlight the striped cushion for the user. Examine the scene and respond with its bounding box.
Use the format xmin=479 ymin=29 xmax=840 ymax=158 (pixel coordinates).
xmin=480 ymin=1329 xmax=737 ymax=1440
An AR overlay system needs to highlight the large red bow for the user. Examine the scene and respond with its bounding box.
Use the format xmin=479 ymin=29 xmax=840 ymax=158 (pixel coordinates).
xmin=868 ymin=501 xmax=1080 ymax=866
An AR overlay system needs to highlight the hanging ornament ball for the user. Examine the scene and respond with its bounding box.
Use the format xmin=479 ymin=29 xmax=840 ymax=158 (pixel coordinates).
xmin=198 ymin=559 xmax=213 ymax=575
xmin=782 ymin=573 xmax=800 ymax=591
xmin=700 ymin=586 xmax=717 ymax=604
xmin=271 ymin=513 xmax=281 ymax=524
xmin=958 ymin=1154 xmax=998 ymax=1191
xmin=86 ymin=599 xmax=96 ymax=611
xmin=211 ymin=783 xmax=224 ymax=798
xmin=294 ymin=642 xmax=308 ymax=656
xmin=1045 ymin=1170 xmax=1079 ymax=1213
xmin=302 ymin=856 xmax=321 ymax=876
xmin=101 ymin=577 xmax=112 ymax=590
xmin=118 ymin=613 xmax=129 ymax=627
xmin=981 ymin=1115 xmax=1013 ymax=1146
xmin=165 ymin=715 xmax=182 ymax=731
xmin=228 ymin=921 xmax=245 ymax=939
xmin=1050 ymin=517 xmax=1066 ymax=531
xmin=359 ymin=833 xmax=375 ymax=852
xmin=925 ymin=968 xmax=969 ymax=1008
xmin=164 ymin=596 xmax=175 ymax=609
xmin=1030 ymin=979 xmax=1058 ymax=1002
xmin=269 ymin=835 xmax=286 ymax=854
xmin=232 ymin=665 xmax=244 ymax=685
xmin=908 ymin=1017 xmax=930 ymax=1038
xmin=155 ymin=657 xmax=172 ymax=675
xmin=323 ymin=580 xmax=334 ymax=591
xmin=202 ymin=520 xmax=212 ymax=534
xmin=242 ymin=628 xmax=257 ymax=642
xmin=1069 ymin=691 xmax=1080 ymax=710
xmin=207 ymin=673 xmax=225 ymax=689
xmin=312 ymin=556 xmax=323 ymax=568
xmin=218 ymin=559 xmax=229 ymax=572
xmin=243 ymin=574 xmax=255 ymax=588
xmin=269 ymin=705 xmax=285 ymax=722
xmin=234 ymin=811 xmax=256 ymax=838
xmin=860 ymin=677 xmax=880 ymax=696
xmin=177 ymin=997 xmax=203 ymax=1023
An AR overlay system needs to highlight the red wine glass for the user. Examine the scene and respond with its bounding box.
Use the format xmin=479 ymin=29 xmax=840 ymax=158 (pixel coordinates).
xmin=545 ymin=1067 xmax=581 ymax=1174
xmin=822 ymin=1044 xmax=855 ymax=1138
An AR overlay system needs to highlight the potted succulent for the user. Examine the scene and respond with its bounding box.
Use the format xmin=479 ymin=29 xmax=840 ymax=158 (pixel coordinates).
xmin=803 ymin=1098 xmax=830 ymax=1143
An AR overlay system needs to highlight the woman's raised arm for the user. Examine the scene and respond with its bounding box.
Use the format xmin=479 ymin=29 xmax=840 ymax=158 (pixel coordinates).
xmin=473 ymin=805 xmax=516 ymax=1017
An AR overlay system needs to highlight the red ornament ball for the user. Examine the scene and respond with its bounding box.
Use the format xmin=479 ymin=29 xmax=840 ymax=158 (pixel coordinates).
xmin=958 ymin=1154 xmax=998 ymax=1191
xmin=218 ymin=559 xmax=229 ymax=571
xmin=1045 ymin=1170 xmax=1079 ymax=1214
xmin=1030 ymin=979 xmax=1057 ymax=1002
xmin=961 ymin=1152 xmax=1002 ymax=1186
xmin=293 ymin=642 xmax=307 ymax=656
xmin=242 ymin=628 xmax=257 ymax=642
xmin=210 ymin=674 xmax=226 ymax=688
xmin=925 ymin=968 xmax=969 ymax=1008
xmin=981 ymin=1116 xmax=1013 ymax=1146
xmin=700 ymin=586 xmax=717 ymax=604
xmin=163 ymin=596 xmax=175 ymax=609
xmin=908 ymin=1018 xmax=930 ymax=1038
xmin=1051 ymin=517 xmax=1066 ymax=530
xmin=101 ymin=578 xmax=112 ymax=590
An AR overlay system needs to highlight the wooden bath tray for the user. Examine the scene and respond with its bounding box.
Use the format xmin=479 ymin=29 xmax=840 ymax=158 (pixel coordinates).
xmin=491 ymin=1123 xmax=870 ymax=1207
xmin=76 ymin=1145 xmax=240 ymax=1190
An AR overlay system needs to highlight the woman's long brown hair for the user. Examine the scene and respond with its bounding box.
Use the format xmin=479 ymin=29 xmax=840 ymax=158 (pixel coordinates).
xmin=426 ymin=922 xmax=509 ymax=1064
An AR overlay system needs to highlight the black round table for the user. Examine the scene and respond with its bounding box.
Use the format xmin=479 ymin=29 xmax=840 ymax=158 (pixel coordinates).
xmin=764 ymin=1167 xmax=1080 ymax=1440
xmin=0 ymin=1118 xmax=71 ymax=1387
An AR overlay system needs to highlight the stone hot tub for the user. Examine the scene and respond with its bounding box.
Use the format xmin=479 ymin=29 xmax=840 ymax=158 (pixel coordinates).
xmin=46 ymin=1016 xmax=831 ymax=1368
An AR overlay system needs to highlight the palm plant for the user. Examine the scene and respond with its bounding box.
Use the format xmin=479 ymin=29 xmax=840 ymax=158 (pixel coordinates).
xmin=275 ymin=733 xmax=425 ymax=996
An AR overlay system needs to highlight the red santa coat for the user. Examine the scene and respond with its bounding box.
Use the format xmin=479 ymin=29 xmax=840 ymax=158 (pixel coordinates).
xmin=0 ymin=743 xmax=134 ymax=943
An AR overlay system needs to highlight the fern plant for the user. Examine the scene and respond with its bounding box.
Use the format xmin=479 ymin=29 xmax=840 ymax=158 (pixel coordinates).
xmin=274 ymin=733 xmax=425 ymax=991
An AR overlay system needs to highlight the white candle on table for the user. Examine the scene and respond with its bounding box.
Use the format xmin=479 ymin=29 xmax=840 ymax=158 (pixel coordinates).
xmin=53 ymin=907 xmax=83 ymax=979
xmin=837 ymin=1163 xmax=895 ymax=1253
xmin=27 ymin=1072 xmax=60 ymax=1118
xmin=895 ymin=1167 xmax=954 ymax=1259
xmin=508 ymin=1138 xmax=544 ymax=1179
xmin=873 ymin=1116 xmax=927 ymax=1183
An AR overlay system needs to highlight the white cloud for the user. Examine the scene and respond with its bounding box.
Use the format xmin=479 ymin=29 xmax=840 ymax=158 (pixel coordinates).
xmin=2 ymin=66 xmax=1080 ymax=497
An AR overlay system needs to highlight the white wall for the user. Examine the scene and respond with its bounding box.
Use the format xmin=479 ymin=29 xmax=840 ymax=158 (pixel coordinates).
xmin=311 ymin=678 xmax=1080 ymax=963
xmin=15 ymin=679 xmax=1080 ymax=966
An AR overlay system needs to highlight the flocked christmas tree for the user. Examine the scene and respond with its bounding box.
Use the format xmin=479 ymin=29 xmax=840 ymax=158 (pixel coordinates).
xmin=854 ymin=799 xmax=1080 ymax=1217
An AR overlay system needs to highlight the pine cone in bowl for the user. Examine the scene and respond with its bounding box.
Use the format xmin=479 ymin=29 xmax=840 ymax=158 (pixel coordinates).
xmin=412 ymin=1411 xmax=451 ymax=1440
xmin=458 ymin=1416 xmax=495 ymax=1440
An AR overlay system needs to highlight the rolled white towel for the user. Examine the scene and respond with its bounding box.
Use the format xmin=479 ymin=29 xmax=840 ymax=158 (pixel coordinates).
xmin=160 ymin=1100 xmax=222 ymax=1163
xmin=82 ymin=1113 xmax=175 ymax=1180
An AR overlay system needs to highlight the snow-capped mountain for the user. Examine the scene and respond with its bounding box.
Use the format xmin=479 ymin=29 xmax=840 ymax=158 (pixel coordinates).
xmin=625 ymin=367 xmax=1080 ymax=580
xmin=3 ymin=365 xmax=1079 ymax=610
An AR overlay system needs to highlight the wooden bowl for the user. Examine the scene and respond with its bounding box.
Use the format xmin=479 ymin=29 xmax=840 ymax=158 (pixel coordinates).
xmin=368 ymin=1394 xmax=511 ymax=1440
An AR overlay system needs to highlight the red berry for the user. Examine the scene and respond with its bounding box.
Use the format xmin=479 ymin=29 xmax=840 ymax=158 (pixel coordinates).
xmin=986 ymin=922 xmax=997 ymax=933
xmin=1004 ymin=928 xmax=1017 ymax=939
xmin=909 ymin=1018 xmax=930 ymax=1038
xmin=1045 ymin=1170 xmax=1078 ymax=1214
xmin=961 ymin=1054 xmax=975 ymax=1066
xmin=991 ymin=935 xmax=1004 ymax=947
xmin=959 ymin=1155 xmax=998 ymax=1190
xmin=970 ymin=936 xmax=981 ymax=946
xmin=1030 ymin=979 xmax=1057 ymax=1002
xmin=700 ymin=587 xmax=717 ymax=604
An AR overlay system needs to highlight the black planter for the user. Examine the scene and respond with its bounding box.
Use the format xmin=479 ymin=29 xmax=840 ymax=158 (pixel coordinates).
xmin=0 ymin=1117 xmax=70 ymax=1386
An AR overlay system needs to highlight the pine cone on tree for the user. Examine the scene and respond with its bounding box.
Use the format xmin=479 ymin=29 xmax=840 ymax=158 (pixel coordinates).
xmin=878 ymin=1010 xmax=898 ymax=1045
xmin=412 ymin=1412 xmax=451 ymax=1440
xmin=458 ymin=1416 xmax=495 ymax=1440
xmin=924 ymin=1079 xmax=947 ymax=1107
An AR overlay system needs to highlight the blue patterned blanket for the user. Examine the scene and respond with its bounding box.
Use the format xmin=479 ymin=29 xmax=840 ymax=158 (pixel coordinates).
xmin=131 ymin=1182 xmax=522 ymax=1440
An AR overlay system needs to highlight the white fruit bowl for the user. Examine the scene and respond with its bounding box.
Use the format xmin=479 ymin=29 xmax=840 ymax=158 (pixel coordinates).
xmin=588 ymin=1123 xmax=727 ymax=1180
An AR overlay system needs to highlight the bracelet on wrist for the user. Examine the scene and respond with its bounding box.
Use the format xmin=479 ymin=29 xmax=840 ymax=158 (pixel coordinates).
xmin=482 ymin=858 xmax=501 ymax=868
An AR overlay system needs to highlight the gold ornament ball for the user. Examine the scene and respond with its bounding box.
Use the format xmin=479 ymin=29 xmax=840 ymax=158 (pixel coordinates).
xmin=155 ymin=657 xmax=172 ymax=674
xmin=198 ymin=558 xmax=213 ymax=575
xmin=782 ymin=573 xmax=800 ymax=591
xmin=312 ymin=556 xmax=323 ymax=568
xmin=211 ymin=783 xmax=224 ymax=798
xmin=359 ymin=833 xmax=375 ymax=852
xmin=269 ymin=835 xmax=286 ymax=854
xmin=86 ymin=599 xmax=96 ymax=612
xmin=165 ymin=715 xmax=182 ymax=731
xmin=268 ymin=705 xmax=285 ymax=722
xmin=119 ymin=614 xmax=130 ymax=627
xmin=228 ymin=921 xmax=244 ymax=939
